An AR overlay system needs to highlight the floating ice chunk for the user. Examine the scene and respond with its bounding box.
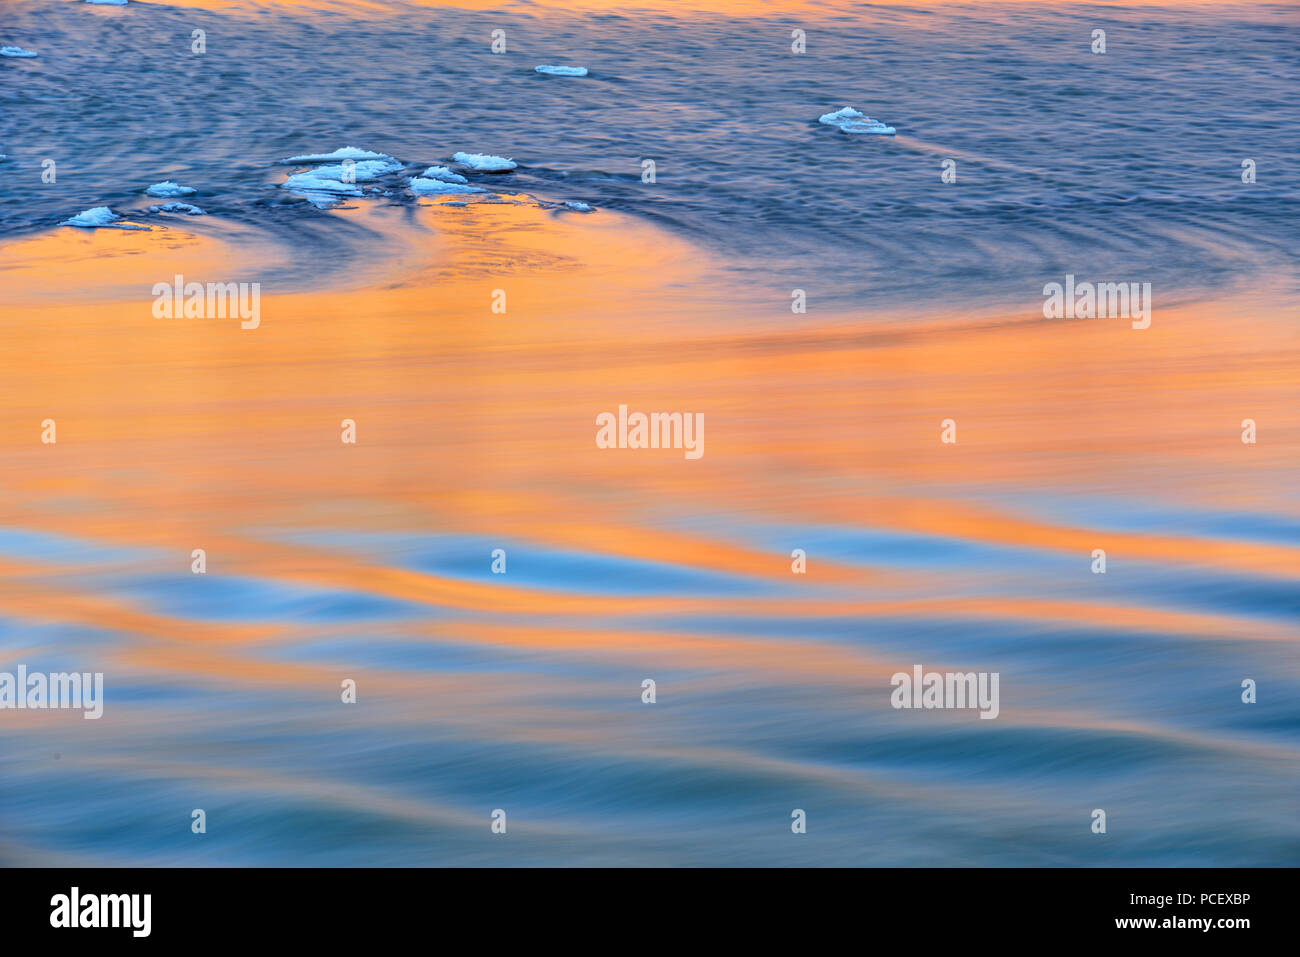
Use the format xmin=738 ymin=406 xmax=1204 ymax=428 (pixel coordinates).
xmin=62 ymin=207 xmax=119 ymax=227
xmin=60 ymin=206 xmax=147 ymax=229
xmin=535 ymin=65 xmax=587 ymax=77
xmin=1 ymin=46 xmax=39 ymax=58
xmin=452 ymin=152 xmax=516 ymax=172
xmin=818 ymin=107 xmax=895 ymax=135
xmin=281 ymin=146 xmax=395 ymax=164
xmin=409 ymin=177 xmax=486 ymax=196
xmin=564 ymin=201 xmax=593 ymax=212
xmin=86 ymin=0 xmax=128 ymax=5
xmin=297 ymin=159 xmax=401 ymax=182
xmin=282 ymin=171 xmax=363 ymax=196
xmin=421 ymin=166 xmax=468 ymax=184
xmin=149 ymin=202 xmax=205 ymax=215
xmin=146 ymin=181 xmax=197 ymax=197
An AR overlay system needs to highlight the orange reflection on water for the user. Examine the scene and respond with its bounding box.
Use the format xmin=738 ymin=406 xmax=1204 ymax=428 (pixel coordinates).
xmin=0 ymin=195 xmax=1297 ymax=694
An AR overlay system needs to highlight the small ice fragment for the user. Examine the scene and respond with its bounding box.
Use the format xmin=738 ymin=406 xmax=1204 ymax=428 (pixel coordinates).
xmin=564 ymin=201 xmax=593 ymax=212
xmin=421 ymin=166 xmax=468 ymax=184
xmin=818 ymin=107 xmax=895 ymax=135
xmin=440 ymin=201 xmax=468 ymax=207
xmin=452 ymin=152 xmax=517 ymax=172
xmin=86 ymin=0 xmax=129 ymax=5
xmin=281 ymin=146 xmax=395 ymax=164
xmin=1 ymin=46 xmax=39 ymax=58
xmin=146 ymin=181 xmax=197 ymax=197
xmin=535 ymin=65 xmax=587 ymax=77
xmin=409 ymin=177 xmax=486 ymax=196
xmin=148 ymin=202 xmax=205 ymax=215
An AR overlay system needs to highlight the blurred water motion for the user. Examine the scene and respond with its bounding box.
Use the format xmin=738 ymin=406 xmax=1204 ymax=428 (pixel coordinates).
xmin=0 ymin=0 xmax=1297 ymax=866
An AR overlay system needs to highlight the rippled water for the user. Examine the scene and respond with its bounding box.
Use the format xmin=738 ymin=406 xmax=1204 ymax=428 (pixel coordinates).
xmin=1 ymin=1 xmax=1298 ymax=868
xmin=3 ymin=0 xmax=1298 ymax=309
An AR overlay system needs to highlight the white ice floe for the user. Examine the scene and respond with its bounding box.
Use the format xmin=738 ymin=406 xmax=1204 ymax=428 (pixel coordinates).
xmin=564 ymin=201 xmax=593 ymax=212
xmin=452 ymin=152 xmax=516 ymax=172
xmin=301 ymin=158 xmax=401 ymax=181
xmin=281 ymin=146 xmax=395 ymax=164
xmin=282 ymin=171 xmax=363 ymax=198
xmin=535 ymin=65 xmax=587 ymax=77
xmin=146 ymin=181 xmax=197 ymax=197
xmin=62 ymin=207 xmax=118 ymax=227
xmin=149 ymin=202 xmax=205 ymax=215
xmin=60 ymin=206 xmax=147 ymax=229
xmin=1 ymin=46 xmax=39 ymax=58
xmin=420 ymin=166 xmax=468 ymax=184
xmin=818 ymin=107 xmax=895 ymax=135
xmin=409 ymin=177 xmax=486 ymax=196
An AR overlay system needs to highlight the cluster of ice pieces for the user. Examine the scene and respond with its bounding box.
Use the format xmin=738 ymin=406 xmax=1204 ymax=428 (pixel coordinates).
xmin=278 ymin=149 xmax=404 ymax=205
xmin=409 ymin=163 xmax=495 ymax=197
xmin=407 ymin=153 xmax=523 ymax=200
xmin=818 ymin=107 xmax=895 ymax=135
xmin=58 ymin=144 xmax=590 ymax=228
xmin=62 ymin=174 xmax=209 ymax=226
